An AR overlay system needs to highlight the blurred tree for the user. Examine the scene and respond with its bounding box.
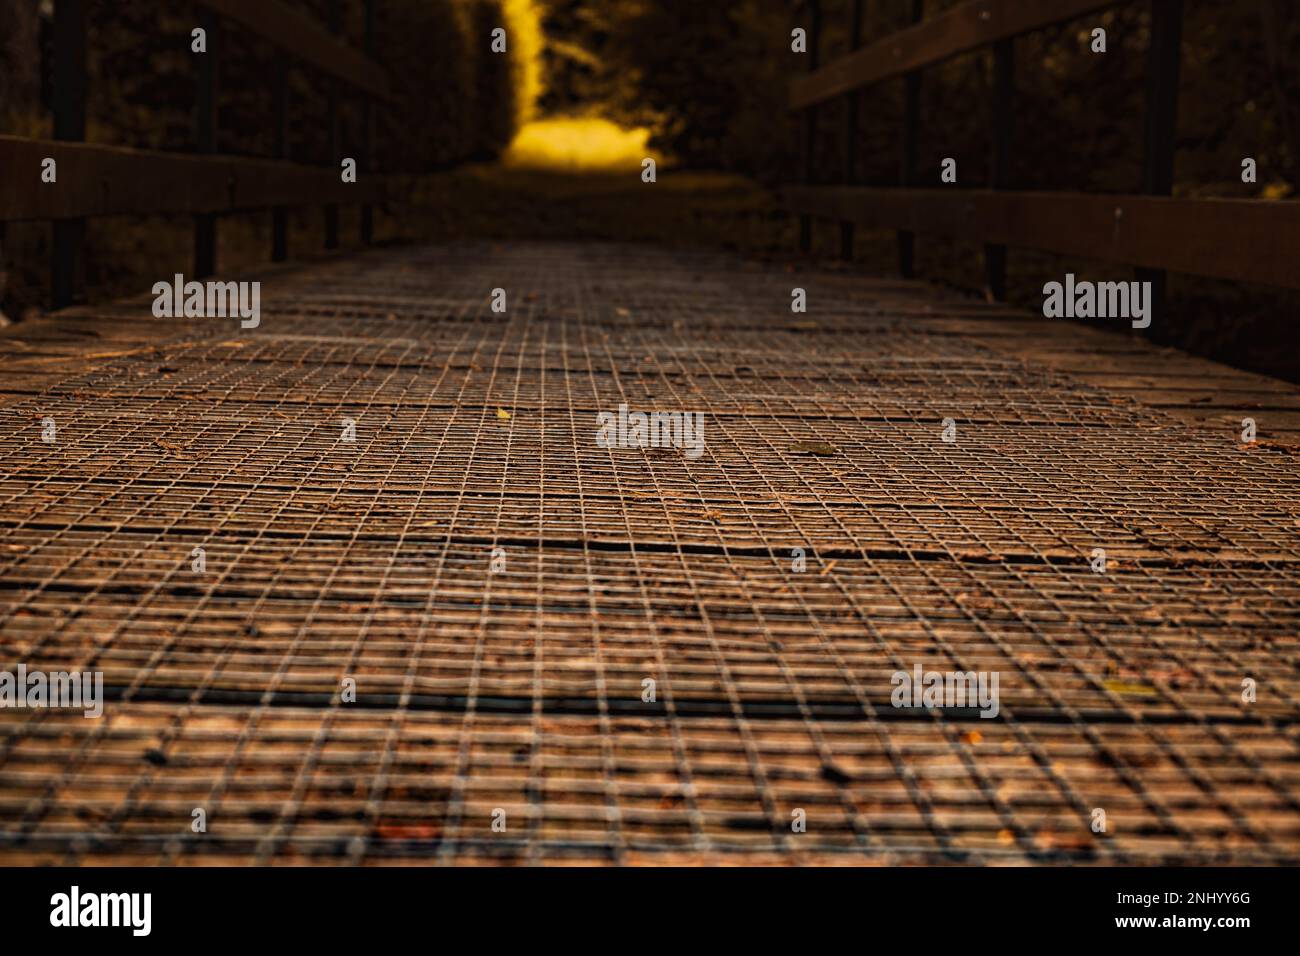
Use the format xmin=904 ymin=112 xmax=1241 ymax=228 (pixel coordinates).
xmin=527 ymin=0 xmax=1298 ymax=198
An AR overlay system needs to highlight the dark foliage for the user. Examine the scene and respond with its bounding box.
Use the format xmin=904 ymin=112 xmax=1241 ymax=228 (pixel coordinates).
xmin=0 ymin=0 xmax=519 ymax=319
xmin=535 ymin=0 xmax=1299 ymax=199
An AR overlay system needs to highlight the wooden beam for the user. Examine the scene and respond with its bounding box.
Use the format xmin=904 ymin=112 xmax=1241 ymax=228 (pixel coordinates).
xmin=52 ymin=0 xmax=87 ymax=310
xmin=798 ymin=0 xmax=822 ymax=253
xmin=195 ymin=0 xmax=394 ymax=101
xmin=839 ymin=0 xmax=865 ymax=260
xmin=271 ymin=59 xmax=290 ymax=262
xmin=898 ymin=0 xmax=924 ymax=278
xmin=0 ymin=138 xmax=383 ymax=221
xmin=324 ymin=0 xmax=341 ymax=251
xmin=984 ymin=38 xmax=1014 ymax=299
xmin=195 ymin=8 xmax=220 ymax=277
xmin=1137 ymin=0 xmax=1184 ymax=323
xmin=360 ymin=0 xmax=377 ymax=244
xmin=783 ymin=186 xmax=1300 ymax=290
xmin=790 ymin=0 xmax=1119 ymax=110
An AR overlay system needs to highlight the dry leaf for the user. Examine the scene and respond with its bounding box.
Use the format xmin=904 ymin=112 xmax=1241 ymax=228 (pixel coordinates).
xmin=791 ymin=441 xmax=837 ymax=456
xmin=1103 ymin=680 xmax=1157 ymax=696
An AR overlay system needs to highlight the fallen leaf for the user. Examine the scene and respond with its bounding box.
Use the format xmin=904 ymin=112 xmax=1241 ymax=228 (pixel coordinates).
xmin=154 ymin=437 xmax=193 ymax=457
xmin=791 ymin=441 xmax=837 ymax=456
xmin=1103 ymin=680 xmax=1157 ymax=696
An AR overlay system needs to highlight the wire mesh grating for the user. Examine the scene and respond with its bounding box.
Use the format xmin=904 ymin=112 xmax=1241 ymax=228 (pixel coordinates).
xmin=1 ymin=242 xmax=1298 ymax=865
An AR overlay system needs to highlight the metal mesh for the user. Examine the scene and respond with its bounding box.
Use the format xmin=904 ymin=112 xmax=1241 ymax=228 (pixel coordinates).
xmin=2 ymin=242 xmax=1298 ymax=865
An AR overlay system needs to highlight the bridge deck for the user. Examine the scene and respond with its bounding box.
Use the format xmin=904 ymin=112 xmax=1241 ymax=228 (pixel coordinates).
xmin=1 ymin=241 xmax=1298 ymax=865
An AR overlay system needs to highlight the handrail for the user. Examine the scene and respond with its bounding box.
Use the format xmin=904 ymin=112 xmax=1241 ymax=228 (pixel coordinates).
xmin=195 ymin=0 xmax=394 ymax=102
xmin=784 ymin=0 xmax=1299 ymax=308
xmin=790 ymin=0 xmax=1118 ymax=111
xmin=0 ymin=137 xmax=385 ymax=221
xmin=2 ymin=0 xmax=388 ymax=309
xmin=784 ymin=186 xmax=1300 ymax=291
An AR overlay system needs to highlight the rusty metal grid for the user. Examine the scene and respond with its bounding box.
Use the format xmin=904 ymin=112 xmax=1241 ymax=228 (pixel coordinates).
xmin=2 ymin=703 xmax=1297 ymax=866
xmin=2 ymin=241 xmax=1299 ymax=865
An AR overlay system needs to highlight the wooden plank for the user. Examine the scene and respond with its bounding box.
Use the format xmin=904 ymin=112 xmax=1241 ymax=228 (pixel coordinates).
xmin=0 ymin=138 xmax=383 ymax=221
xmin=1104 ymin=387 xmax=1300 ymax=410
xmin=940 ymin=293 xmax=1300 ymax=434
xmin=784 ymin=186 xmax=1300 ymax=290
xmin=790 ymin=0 xmax=1118 ymax=110
xmin=195 ymin=0 xmax=394 ymax=101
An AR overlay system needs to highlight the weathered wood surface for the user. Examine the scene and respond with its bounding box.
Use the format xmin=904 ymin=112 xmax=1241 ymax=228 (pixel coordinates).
xmin=0 ymin=137 xmax=385 ymax=221
xmin=1 ymin=242 xmax=1297 ymax=865
xmin=196 ymin=0 xmax=394 ymax=100
xmin=785 ymin=187 xmax=1300 ymax=292
xmin=789 ymin=0 xmax=1118 ymax=110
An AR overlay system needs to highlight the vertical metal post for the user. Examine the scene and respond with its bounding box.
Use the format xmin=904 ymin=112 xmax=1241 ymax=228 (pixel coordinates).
xmin=324 ymin=0 xmax=341 ymax=250
xmin=1138 ymin=0 xmax=1183 ymax=328
xmin=839 ymin=0 xmax=864 ymax=260
xmin=52 ymin=0 xmax=86 ymax=309
xmin=360 ymin=0 xmax=376 ymax=245
xmin=272 ymin=59 xmax=290 ymax=262
xmin=195 ymin=9 xmax=219 ymax=278
xmin=897 ymin=0 xmax=922 ymax=278
xmin=799 ymin=0 xmax=822 ymax=254
xmin=984 ymin=38 xmax=1013 ymax=300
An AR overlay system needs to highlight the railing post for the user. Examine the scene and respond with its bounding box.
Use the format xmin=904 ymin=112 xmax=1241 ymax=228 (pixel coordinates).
xmin=1138 ymin=0 xmax=1183 ymax=327
xmin=839 ymin=0 xmax=864 ymax=260
xmin=195 ymin=8 xmax=219 ymax=278
xmin=984 ymin=37 xmax=1013 ymax=300
xmin=360 ymin=0 xmax=376 ymax=245
xmin=799 ymin=0 xmax=822 ymax=254
xmin=272 ymin=59 xmax=290 ymax=262
xmin=897 ymin=0 xmax=922 ymax=278
xmin=324 ymin=0 xmax=341 ymax=251
xmin=52 ymin=0 xmax=87 ymax=310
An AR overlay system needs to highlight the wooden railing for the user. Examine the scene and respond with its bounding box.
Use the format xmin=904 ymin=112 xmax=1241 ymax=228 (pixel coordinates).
xmin=786 ymin=0 xmax=1300 ymax=311
xmin=0 ymin=0 xmax=392 ymax=309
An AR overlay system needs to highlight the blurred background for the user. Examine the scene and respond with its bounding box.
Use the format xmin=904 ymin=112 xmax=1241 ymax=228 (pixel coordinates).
xmin=2 ymin=0 xmax=1298 ymax=380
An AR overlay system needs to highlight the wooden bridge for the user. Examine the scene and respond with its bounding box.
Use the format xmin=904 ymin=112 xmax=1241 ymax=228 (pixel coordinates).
xmin=0 ymin=0 xmax=1298 ymax=865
